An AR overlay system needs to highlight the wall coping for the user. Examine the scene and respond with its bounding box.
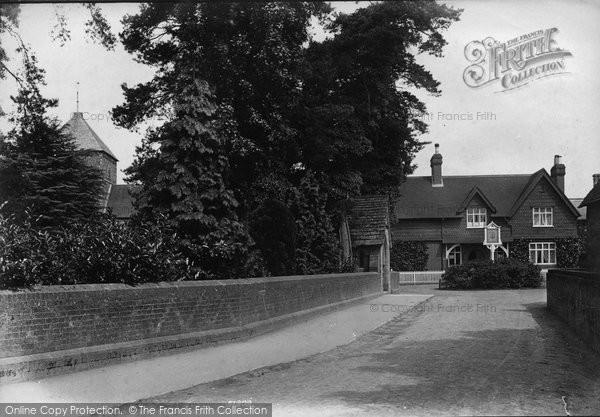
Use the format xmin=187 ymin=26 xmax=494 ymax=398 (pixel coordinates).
xmin=547 ymin=269 xmax=600 ymax=283
xmin=0 ymin=272 xmax=380 ymax=295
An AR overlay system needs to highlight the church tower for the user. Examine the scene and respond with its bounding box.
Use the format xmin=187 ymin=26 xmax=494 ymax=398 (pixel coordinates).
xmin=61 ymin=112 xmax=118 ymax=208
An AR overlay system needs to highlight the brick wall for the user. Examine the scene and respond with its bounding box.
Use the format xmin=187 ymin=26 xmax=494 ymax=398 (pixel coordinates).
xmin=0 ymin=273 xmax=381 ymax=359
xmin=547 ymin=269 xmax=600 ymax=355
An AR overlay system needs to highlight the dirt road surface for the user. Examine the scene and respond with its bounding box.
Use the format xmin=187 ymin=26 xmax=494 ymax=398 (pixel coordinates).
xmin=138 ymin=286 xmax=600 ymax=416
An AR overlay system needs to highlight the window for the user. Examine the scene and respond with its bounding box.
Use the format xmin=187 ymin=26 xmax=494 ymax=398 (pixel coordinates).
xmin=533 ymin=207 xmax=553 ymax=227
xmin=529 ymin=242 xmax=556 ymax=265
xmin=467 ymin=208 xmax=487 ymax=228
xmin=447 ymin=245 xmax=462 ymax=266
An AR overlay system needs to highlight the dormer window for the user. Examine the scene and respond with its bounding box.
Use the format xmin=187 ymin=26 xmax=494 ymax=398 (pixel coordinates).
xmin=467 ymin=208 xmax=487 ymax=228
xmin=533 ymin=207 xmax=553 ymax=227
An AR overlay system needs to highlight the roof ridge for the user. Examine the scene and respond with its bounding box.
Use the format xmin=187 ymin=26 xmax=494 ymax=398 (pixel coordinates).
xmin=405 ymin=174 xmax=533 ymax=179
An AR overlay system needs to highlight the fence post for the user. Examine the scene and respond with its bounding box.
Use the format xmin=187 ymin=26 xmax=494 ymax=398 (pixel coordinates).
xmin=413 ymin=271 xmax=416 ymax=284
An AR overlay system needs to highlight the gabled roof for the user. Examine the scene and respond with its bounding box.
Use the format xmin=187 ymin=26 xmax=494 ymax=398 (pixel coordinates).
xmin=348 ymin=195 xmax=389 ymax=246
xmin=508 ymin=169 xmax=580 ymax=217
xmin=395 ymin=174 xmax=532 ymax=219
xmin=570 ymin=198 xmax=587 ymax=220
xmin=61 ymin=112 xmax=118 ymax=161
xmin=106 ymin=184 xmax=137 ymax=219
xmin=580 ymin=183 xmax=600 ymax=208
xmin=457 ymin=186 xmax=497 ymax=214
xmin=395 ymin=170 xmax=580 ymax=219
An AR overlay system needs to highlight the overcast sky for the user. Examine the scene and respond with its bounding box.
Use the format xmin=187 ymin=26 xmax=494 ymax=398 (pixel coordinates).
xmin=1 ymin=1 xmax=598 ymax=198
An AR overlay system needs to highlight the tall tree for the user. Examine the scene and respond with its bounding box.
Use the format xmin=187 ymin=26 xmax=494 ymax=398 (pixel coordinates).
xmin=114 ymin=2 xmax=330 ymax=215
xmin=0 ymin=49 xmax=104 ymax=229
xmin=116 ymin=1 xmax=461 ymax=276
xmin=300 ymin=1 xmax=461 ymax=197
xmin=124 ymin=74 xmax=251 ymax=279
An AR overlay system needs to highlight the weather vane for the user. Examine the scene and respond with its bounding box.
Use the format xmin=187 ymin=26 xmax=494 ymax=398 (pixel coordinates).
xmin=76 ymin=81 xmax=80 ymax=113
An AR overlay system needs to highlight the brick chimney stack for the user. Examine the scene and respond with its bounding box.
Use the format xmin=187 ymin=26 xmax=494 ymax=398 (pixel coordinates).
xmin=550 ymin=155 xmax=566 ymax=193
xmin=594 ymin=174 xmax=600 ymax=187
xmin=430 ymin=143 xmax=443 ymax=187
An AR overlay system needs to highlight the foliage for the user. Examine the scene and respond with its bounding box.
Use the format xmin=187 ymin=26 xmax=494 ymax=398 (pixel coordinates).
xmin=390 ymin=241 xmax=429 ymax=271
xmin=0 ymin=47 xmax=103 ymax=230
xmin=555 ymin=237 xmax=585 ymax=269
xmin=0 ymin=210 xmax=195 ymax=290
xmin=249 ymin=199 xmax=297 ymax=276
xmin=114 ymin=2 xmax=460 ymax=277
xmin=300 ymin=1 xmax=462 ymax=197
xmin=509 ymin=238 xmax=584 ymax=268
xmin=287 ymin=173 xmax=339 ymax=275
xmin=508 ymin=239 xmax=531 ymax=263
xmin=125 ymin=76 xmax=251 ymax=279
xmin=338 ymin=256 xmax=359 ymax=273
xmin=442 ymin=259 xmax=542 ymax=289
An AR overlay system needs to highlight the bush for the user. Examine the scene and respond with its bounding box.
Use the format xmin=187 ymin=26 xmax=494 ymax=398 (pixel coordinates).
xmin=556 ymin=237 xmax=584 ymax=268
xmin=442 ymin=258 xmax=542 ymax=289
xmin=0 ymin=210 xmax=196 ymax=290
xmin=338 ymin=256 xmax=359 ymax=273
xmin=390 ymin=241 xmax=429 ymax=271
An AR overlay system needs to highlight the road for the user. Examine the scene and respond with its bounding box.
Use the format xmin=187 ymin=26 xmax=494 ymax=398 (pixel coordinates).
xmin=138 ymin=285 xmax=600 ymax=416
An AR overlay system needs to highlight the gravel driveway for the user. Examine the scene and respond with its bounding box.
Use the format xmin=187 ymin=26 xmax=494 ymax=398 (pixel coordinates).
xmin=140 ymin=286 xmax=600 ymax=416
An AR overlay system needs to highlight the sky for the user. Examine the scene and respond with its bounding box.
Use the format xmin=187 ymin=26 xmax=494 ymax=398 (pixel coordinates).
xmin=0 ymin=0 xmax=599 ymax=198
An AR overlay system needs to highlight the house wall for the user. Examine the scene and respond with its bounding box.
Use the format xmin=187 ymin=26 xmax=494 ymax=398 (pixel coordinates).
xmin=425 ymin=242 xmax=443 ymax=271
xmin=587 ymin=202 xmax=600 ymax=273
xmin=511 ymin=177 xmax=578 ymax=240
xmin=0 ymin=272 xmax=381 ymax=382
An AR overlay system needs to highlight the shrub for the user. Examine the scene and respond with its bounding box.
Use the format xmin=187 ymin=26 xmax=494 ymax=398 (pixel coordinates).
xmin=390 ymin=241 xmax=429 ymax=271
xmin=556 ymin=237 xmax=584 ymax=269
xmin=0 ymin=210 xmax=196 ymax=290
xmin=338 ymin=256 xmax=359 ymax=273
xmin=442 ymin=258 xmax=542 ymax=289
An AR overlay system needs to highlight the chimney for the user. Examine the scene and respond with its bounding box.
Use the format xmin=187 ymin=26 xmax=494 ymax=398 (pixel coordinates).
xmin=550 ymin=155 xmax=565 ymax=193
xmin=430 ymin=143 xmax=443 ymax=187
xmin=594 ymin=174 xmax=600 ymax=187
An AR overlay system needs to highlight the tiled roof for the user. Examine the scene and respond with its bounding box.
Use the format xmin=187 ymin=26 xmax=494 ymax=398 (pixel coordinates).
xmin=570 ymin=198 xmax=587 ymax=220
xmin=394 ymin=170 xmax=580 ymax=219
xmin=61 ymin=112 xmax=118 ymax=160
xmin=348 ymin=195 xmax=389 ymax=246
xmin=394 ymin=174 xmax=532 ymax=219
xmin=580 ymin=183 xmax=600 ymax=208
xmin=107 ymin=184 xmax=136 ymax=219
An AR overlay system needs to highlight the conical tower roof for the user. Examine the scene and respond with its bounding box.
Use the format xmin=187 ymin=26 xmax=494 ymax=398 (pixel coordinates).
xmin=61 ymin=112 xmax=118 ymax=161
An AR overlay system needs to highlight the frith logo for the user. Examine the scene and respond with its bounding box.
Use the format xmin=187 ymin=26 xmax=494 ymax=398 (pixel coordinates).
xmin=463 ymin=28 xmax=572 ymax=92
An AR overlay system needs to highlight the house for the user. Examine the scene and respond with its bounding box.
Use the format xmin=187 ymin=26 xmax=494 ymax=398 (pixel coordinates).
xmin=61 ymin=112 xmax=134 ymax=220
xmin=579 ymin=175 xmax=600 ymax=274
xmin=390 ymin=144 xmax=580 ymax=270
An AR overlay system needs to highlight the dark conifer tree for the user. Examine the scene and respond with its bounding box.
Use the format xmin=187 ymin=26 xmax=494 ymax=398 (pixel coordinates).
xmin=0 ymin=50 xmax=103 ymax=229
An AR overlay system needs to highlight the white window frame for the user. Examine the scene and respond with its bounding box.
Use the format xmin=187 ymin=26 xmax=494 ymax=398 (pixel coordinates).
xmin=529 ymin=242 xmax=557 ymax=265
xmin=532 ymin=207 xmax=553 ymax=227
xmin=467 ymin=208 xmax=487 ymax=228
xmin=447 ymin=245 xmax=462 ymax=266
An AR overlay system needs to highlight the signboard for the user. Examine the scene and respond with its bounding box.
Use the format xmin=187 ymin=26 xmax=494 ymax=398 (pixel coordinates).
xmin=484 ymin=222 xmax=502 ymax=246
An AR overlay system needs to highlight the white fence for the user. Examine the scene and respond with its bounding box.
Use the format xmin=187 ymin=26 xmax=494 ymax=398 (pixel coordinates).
xmin=391 ymin=270 xmax=444 ymax=286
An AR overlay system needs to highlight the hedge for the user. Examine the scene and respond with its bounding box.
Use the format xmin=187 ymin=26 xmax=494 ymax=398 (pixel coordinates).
xmin=390 ymin=241 xmax=429 ymax=271
xmin=442 ymin=258 xmax=542 ymax=289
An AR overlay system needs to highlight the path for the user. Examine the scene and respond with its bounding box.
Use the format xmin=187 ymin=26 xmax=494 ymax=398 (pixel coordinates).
xmin=143 ymin=286 xmax=600 ymax=416
xmin=0 ymin=294 xmax=430 ymax=403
